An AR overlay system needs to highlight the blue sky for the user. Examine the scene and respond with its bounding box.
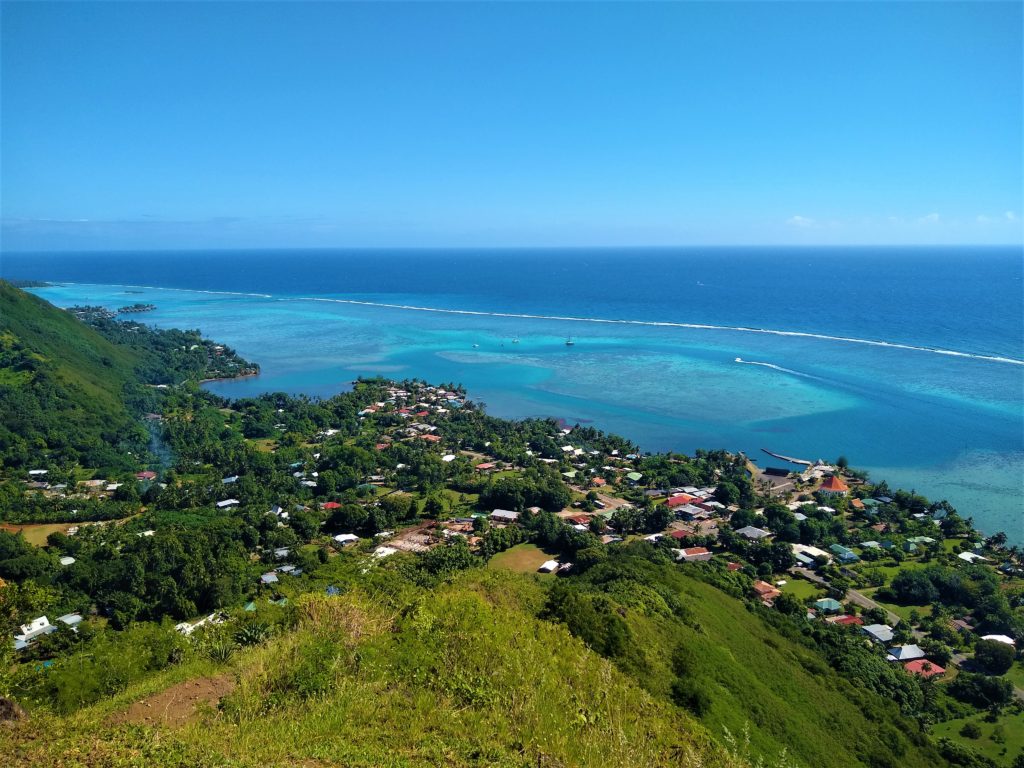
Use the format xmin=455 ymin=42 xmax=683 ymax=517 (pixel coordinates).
xmin=1 ymin=1 xmax=1021 ymax=250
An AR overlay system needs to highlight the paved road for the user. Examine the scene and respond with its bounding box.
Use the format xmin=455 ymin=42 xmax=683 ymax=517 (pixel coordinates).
xmin=845 ymin=588 xmax=903 ymax=627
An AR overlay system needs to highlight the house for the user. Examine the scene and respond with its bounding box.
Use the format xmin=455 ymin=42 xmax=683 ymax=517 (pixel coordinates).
xmin=829 ymin=544 xmax=859 ymax=563
xmin=850 ymin=498 xmax=865 ymax=511
xmin=818 ymin=475 xmax=849 ymax=497
xmin=13 ymin=616 xmax=55 ymax=650
xmin=222 ymin=475 xmax=240 ymax=485
xmin=322 ymin=501 xmax=342 ymax=510
xmin=887 ymin=644 xmax=925 ymax=662
xmin=273 ymin=547 xmax=291 ymax=560
xmin=791 ymin=543 xmax=832 ymax=566
xmin=752 ymin=580 xmax=781 ymax=602
xmin=904 ymin=659 xmax=945 ymax=678
xmin=980 ymin=634 xmax=1016 ymax=646
xmin=625 ymin=472 xmax=643 ymax=483
xmin=675 ymin=547 xmax=712 ymax=563
xmin=827 ymin=614 xmax=864 ymax=627
xmin=58 ymin=556 xmax=76 ymax=566
xmin=735 ymin=526 xmax=772 ymax=540
xmin=216 ymin=498 xmax=240 ymax=509
xmin=666 ymin=494 xmax=699 ymax=509
xmin=538 ymin=560 xmax=560 ymax=573
xmin=475 ymin=462 xmax=496 ymax=471
xmin=260 ymin=572 xmax=279 ymax=584
xmin=813 ymin=598 xmax=843 ymax=614
xmin=490 ymin=509 xmax=520 ymax=524
xmin=333 ymin=533 xmax=359 ymax=546
xmin=726 ymin=562 xmax=743 ymax=571
xmin=862 ymin=624 xmax=895 ymax=644
xmin=135 ymin=471 xmax=157 ymax=481
xmin=668 ymin=529 xmax=692 ymax=541
xmin=373 ymin=546 xmax=398 ymax=558
xmin=957 ymin=551 xmax=989 ymax=563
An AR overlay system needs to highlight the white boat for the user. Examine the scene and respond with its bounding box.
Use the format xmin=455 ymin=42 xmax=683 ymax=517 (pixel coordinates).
xmin=565 ymin=337 xmax=575 ymax=346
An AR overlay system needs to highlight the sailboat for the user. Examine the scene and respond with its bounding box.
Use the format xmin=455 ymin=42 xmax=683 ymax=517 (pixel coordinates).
xmin=512 ymin=336 xmax=520 ymax=344
xmin=565 ymin=337 xmax=575 ymax=346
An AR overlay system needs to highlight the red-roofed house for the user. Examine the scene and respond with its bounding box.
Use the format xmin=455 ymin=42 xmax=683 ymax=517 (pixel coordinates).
xmin=669 ymin=529 xmax=692 ymax=541
xmin=567 ymin=515 xmax=590 ymax=526
xmin=753 ymin=580 xmax=781 ymax=602
xmin=322 ymin=501 xmax=342 ymax=510
xmin=904 ymin=659 xmax=945 ymax=678
xmin=677 ymin=547 xmax=712 ymax=563
xmin=135 ymin=471 xmax=157 ymax=481
xmin=475 ymin=462 xmax=496 ymax=471
xmin=827 ymin=615 xmax=864 ymax=626
xmin=850 ymin=498 xmax=865 ymax=510
xmin=726 ymin=561 xmax=743 ymax=571
xmin=667 ymin=494 xmax=698 ymax=509
xmin=592 ymin=477 xmax=607 ymax=487
xmin=420 ymin=434 xmax=442 ymax=443
xmin=819 ymin=475 xmax=849 ymax=497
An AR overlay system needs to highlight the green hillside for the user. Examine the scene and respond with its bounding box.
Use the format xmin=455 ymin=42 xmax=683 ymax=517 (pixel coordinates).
xmin=1 ymin=570 xmax=749 ymax=768
xmin=0 ymin=281 xmax=147 ymax=471
xmin=545 ymin=547 xmax=947 ymax=768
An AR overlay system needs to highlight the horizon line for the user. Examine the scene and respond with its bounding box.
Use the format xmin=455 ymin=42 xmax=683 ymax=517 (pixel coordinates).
xmin=2 ymin=243 xmax=1022 ymax=255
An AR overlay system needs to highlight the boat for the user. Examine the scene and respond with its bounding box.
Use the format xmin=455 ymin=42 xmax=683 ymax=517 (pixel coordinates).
xmin=512 ymin=337 xmax=520 ymax=344
xmin=472 ymin=344 xmax=479 ymax=349
xmin=565 ymin=337 xmax=575 ymax=346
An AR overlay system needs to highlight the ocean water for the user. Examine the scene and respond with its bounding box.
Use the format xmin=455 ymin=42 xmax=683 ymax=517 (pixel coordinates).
xmin=3 ymin=247 xmax=1022 ymax=541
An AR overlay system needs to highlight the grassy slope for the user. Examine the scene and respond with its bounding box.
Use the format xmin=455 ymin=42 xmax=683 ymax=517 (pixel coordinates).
xmin=1 ymin=571 xmax=749 ymax=768
xmin=0 ymin=282 xmax=139 ymax=414
xmin=612 ymin=572 xmax=945 ymax=768
xmin=0 ymin=281 xmax=144 ymax=468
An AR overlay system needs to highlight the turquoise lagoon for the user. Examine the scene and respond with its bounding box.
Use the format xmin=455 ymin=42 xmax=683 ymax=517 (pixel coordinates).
xmin=27 ymin=278 xmax=1023 ymax=542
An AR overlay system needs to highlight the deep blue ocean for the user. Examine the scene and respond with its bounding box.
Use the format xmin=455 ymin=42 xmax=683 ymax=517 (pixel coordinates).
xmin=3 ymin=247 xmax=1022 ymax=540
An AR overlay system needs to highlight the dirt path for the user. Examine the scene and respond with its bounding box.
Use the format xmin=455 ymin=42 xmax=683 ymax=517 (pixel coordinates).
xmin=109 ymin=674 xmax=235 ymax=728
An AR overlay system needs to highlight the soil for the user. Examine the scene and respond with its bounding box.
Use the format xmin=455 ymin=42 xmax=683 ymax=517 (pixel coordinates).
xmin=109 ymin=674 xmax=235 ymax=728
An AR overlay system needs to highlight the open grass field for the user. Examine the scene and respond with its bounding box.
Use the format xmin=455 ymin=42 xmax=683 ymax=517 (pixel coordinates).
xmin=487 ymin=543 xmax=555 ymax=574
xmin=779 ymin=577 xmax=825 ymax=601
xmin=931 ymin=708 xmax=1024 ymax=766
xmin=0 ymin=522 xmax=78 ymax=546
xmin=1003 ymin=661 xmax=1024 ymax=690
xmin=858 ymin=587 xmax=932 ymax=622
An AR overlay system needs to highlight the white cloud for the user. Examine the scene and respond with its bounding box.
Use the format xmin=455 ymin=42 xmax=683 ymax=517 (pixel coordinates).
xmin=786 ymin=215 xmax=815 ymax=228
xmin=976 ymin=214 xmax=992 ymax=224
xmin=917 ymin=212 xmax=940 ymax=224
xmin=1006 ymin=211 xmax=1019 ymax=222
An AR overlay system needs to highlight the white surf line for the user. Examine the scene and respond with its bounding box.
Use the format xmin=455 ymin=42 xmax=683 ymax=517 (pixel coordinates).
xmin=294 ymin=296 xmax=1024 ymax=367
xmin=51 ymin=281 xmax=273 ymax=299
xmin=36 ymin=283 xmax=1024 ymax=366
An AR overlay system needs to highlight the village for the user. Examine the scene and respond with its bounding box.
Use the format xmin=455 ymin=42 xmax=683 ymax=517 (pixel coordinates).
xmin=6 ymin=376 xmax=1023 ymax=763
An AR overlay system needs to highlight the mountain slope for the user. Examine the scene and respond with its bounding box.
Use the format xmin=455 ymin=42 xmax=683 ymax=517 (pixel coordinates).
xmin=0 ymin=571 xmax=750 ymax=768
xmin=0 ymin=281 xmax=147 ymax=471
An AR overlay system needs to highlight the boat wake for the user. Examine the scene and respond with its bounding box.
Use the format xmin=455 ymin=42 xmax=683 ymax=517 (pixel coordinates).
xmin=734 ymin=357 xmax=817 ymax=379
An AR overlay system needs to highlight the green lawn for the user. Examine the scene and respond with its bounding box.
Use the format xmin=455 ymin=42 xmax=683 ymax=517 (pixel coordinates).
xmin=487 ymin=543 xmax=556 ymax=575
xmin=779 ymin=577 xmax=825 ymax=602
xmin=1003 ymin=661 xmax=1024 ymax=691
xmin=931 ymin=708 xmax=1024 ymax=766
xmin=858 ymin=588 xmax=932 ymax=622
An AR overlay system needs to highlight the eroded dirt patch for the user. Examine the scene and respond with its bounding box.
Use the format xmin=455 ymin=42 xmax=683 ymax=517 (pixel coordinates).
xmin=110 ymin=674 xmax=235 ymax=728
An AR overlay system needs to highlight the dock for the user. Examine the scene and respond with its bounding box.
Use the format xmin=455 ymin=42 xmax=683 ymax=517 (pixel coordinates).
xmin=760 ymin=448 xmax=812 ymax=466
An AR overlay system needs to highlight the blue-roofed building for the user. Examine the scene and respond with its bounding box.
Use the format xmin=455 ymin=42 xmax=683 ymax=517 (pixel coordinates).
xmin=813 ymin=598 xmax=843 ymax=614
xmin=829 ymin=544 xmax=859 ymax=563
